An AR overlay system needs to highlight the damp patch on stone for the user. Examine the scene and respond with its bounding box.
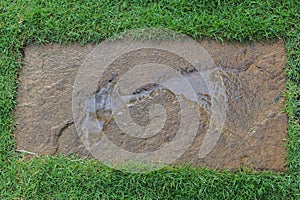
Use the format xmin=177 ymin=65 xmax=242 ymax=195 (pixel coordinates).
xmin=15 ymin=39 xmax=287 ymax=171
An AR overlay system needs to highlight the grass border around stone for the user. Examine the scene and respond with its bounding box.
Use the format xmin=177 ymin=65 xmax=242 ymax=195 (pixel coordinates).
xmin=0 ymin=0 xmax=299 ymax=199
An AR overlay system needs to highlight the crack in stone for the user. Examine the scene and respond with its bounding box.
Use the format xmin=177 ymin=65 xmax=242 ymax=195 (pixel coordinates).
xmin=52 ymin=120 xmax=74 ymax=154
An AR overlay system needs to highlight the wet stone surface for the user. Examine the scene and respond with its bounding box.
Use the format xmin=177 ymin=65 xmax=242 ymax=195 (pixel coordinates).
xmin=15 ymin=39 xmax=287 ymax=171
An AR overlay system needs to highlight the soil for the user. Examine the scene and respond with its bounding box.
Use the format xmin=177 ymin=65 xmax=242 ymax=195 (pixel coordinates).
xmin=14 ymin=39 xmax=287 ymax=171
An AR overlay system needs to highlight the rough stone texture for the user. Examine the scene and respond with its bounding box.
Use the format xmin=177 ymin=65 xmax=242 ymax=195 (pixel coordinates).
xmin=186 ymin=39 xmax=287 ymax=171
xmin=15 ymin=40 xmax=287 ymax=171
xmin=15 ymin=44 xmax=94 ymax=157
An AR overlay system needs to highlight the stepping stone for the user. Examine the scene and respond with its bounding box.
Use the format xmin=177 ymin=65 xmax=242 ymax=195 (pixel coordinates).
xmin=15 ymin=39 xmax=287 ymax=171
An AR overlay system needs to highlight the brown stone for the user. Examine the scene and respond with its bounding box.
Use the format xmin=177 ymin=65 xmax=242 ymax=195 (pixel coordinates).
xmin=14 ymin=39 xmax=287 ymax=171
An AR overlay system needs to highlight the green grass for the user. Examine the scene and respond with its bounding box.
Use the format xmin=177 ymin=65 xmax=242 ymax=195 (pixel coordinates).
xmin=1 ymin=0 xmax=299 ymax=199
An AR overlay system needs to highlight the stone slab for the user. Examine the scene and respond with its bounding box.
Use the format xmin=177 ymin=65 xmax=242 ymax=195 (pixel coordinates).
xmin=15 ymin=39 xmax=287 ymax=171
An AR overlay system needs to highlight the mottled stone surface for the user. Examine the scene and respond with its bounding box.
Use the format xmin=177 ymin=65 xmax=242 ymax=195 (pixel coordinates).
xmin=15 ymin=40 xmax=287 ymax=171
xmin=15 ymin=44 xmax=94 ymax=157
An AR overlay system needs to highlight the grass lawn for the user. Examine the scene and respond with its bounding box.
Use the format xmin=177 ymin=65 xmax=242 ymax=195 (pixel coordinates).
xmin=1 ymin=0 xmax=299 ymax=199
